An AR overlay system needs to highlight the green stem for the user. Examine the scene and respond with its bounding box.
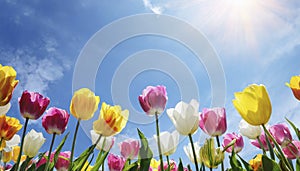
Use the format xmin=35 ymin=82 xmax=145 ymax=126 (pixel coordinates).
xmin=102 ymin=161 xmax=104 ymax=171
xmin=262 ymin=124 xmax=293 ymax=171
xmin=155 ymin=113 xmax=164 ymax=171
xmin=167 ymin=155 xmax=170 ymax=171
xmin=257 ymin=136 xmax=266 ymax=155
xmin=188 ymin=134 xmax=199 ymax=171
xmin=0 ymin=138 xmax=3 ymax=162
xmin=69 ymin=119 xmax=81 ymax=171
xmin=15 ymin=118 xmax=29 ymax=171
xmin=210 ymin=167 xmax=213 ymax=171
xmin=216 ymin=136 xmax=224 ymax=171
xmin=45 ymin=133 xmax=56 ymax=171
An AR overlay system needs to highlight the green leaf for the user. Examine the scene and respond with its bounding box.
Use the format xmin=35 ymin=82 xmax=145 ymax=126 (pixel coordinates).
xmin=20 ymin=156 xmax=32 ymax=171
xmin=229 ymin=152 xmax=244 ymax=171
xmin=262 ymin=155 xmax=281 ymax=171
xmin=296 ymin=159 xmax=300 ymax=171
xmin=265 ymin=132 xmax=275 ymax=160
xmin=36 ymin=163 xmax=46 ymax=171
xmin=27 ymin=163 xmax=36 ymax=171
xmin=91 ymin=151 xmax=109 ymax=171
xmin=177 ymin=158 xmax=184 ymax=171
xmin=286 ymin=117 xmax=300 ymax=140
xmin=49 ymin=132 xmax=70 ymax=170
xmin=123 ymin=160 xmax=139 ymax=171
xmin=72 ymin=144 xmax=96 ymax=170
xmin=237 ymin=154 xmax=253 ymax=171
xmin=137 ymin=128 xmax=153 ymax=171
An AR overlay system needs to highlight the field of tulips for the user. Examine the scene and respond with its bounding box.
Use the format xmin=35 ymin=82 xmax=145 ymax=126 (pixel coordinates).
xmin=1 ymin=63 xmax=300 ymax=171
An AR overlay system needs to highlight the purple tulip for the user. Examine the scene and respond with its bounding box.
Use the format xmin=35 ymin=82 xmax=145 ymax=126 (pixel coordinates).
xmin=222 ymin=132 xmax=244 ymax=153
xmin=199 ymin=107 xmax=227 ymax=136
xmin=108 ymin=153 xmax=125 ymax=171
xmin=251 ymin=131 xmax=274 ymax=151
xmin=55 ymin=151 xmax=71 ymax=171
xmin=138 ymin=85 xmax=168 ymax=115
xmin=19 ymin=90 xmax=50 ymax=120
xmin=42 ymin=107 xmax=69 ymax=135
xmin=119 ymin=138 xmax=140 ymax=159
xmin=282 ymin=140 xmax=300 ymax=159
xmin=269 ymin=123 xmax=292 ymax=147
xmin=158 ymin=160 xmax=177 ymax=171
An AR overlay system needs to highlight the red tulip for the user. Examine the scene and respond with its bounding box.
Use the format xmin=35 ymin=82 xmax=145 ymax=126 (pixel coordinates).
xmin=42 ymin=107 xmax=69 ymax=135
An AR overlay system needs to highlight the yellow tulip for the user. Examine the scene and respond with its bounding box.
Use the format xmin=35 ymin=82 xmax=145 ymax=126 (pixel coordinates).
xmin=150 ymin=158 xmax=160 ymax=171
xmin=249 ymin=154 xmax=263 ymax=171
xmin=2 ymin=149 xmax=12 ymax=163
xmin=232 ymin=84 xmax=272 ymax=126
xmin=200 ymin=138 xmax=224 ymax=169
xmin=0 ymin=64 xmax=19 ymax=106
xmin=93 ymin=102 xmax=128 ymax=136
xmin=0 ymin=139 xmax=5 ymax=151
xmin=0 ymin=115 xmax=22 ymax=141
xmin=12 ymin=146 xmax=20 ymax=162
xmin=70 ymin=88 xmax=100 ymax=120
xmin=286 ymin=75 xmax=300 ymax=101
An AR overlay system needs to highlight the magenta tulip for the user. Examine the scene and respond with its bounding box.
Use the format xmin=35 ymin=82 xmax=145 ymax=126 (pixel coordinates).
xmin=19 ymin=90 xmax=50 ymax=120
xmin=108 ymin=153 xmax=125 ymax=171
xmin=42 ymin=107 xmax=69 ymax=135
xmin=222 ymin=132 xmax=244 ymax=153
xmin=55 ymin=151 xmax=71 ymax=171
xmin=36 ymin=152 xmax=53 ymax=169
xmin=199 ymin=107 xmax=227 ymax=136
xmin=251 ymin=132 xmax=274 ymax=151
xmin=119 ymin=138 xmax=140 ymax=159
xmin=158 ymin=160 xmax=177 ymax=171
xmin=282 ymin=140 xmax=300 ymax=159
xmin=269 ymin=123 xmax=292 ymax=147
xmin=138 ymin=85 xmax=168 ymax=115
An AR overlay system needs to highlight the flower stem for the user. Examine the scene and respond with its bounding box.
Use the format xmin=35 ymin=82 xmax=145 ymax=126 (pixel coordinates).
xmin=216 ymin=136 xmax=224 ymax=171
xmin=256 ymin=136 xmax=266 ymax=155
xmin=262 ymin=124 xmax=293 ymax=171
xmin=69 ymin=119 xmax=81 ymax=171
xmin=45 ymin=133 xmax=56 ymax=171
xmin=155 ymin=113 xmax=164 ymax=171
xmin=167 ymin=155 xmax=170 ymax=171
xmin=15 ymin=118 xmax=29 ymax=171
xmin=0 ymin=138 xmax=3 ymax=162
xmin=188 ymin=134 xmax=199 ymax=171
xmin=210 ymin=168 xmax=213 ymax=171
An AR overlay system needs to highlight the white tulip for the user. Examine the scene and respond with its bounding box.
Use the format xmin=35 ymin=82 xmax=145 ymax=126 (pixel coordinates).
xmin=167 ymin=99 xmax=199 ymax=135
xmin=239 ymin=119 xmax=262 ymax=139
xmin=154 ymin=130 xmax=180 ymax=156
xmin=184 ymin=142 xmax=201 ymax=163
xmin=23 ymin=129 xmax=45 ymax=157
xmin=5 ymin=134 xmax=20 ymax=150
xmin=0 ymin=103 xmax=11 ymax=115
xmin=90 ymin=130 xmax=115 ymax=152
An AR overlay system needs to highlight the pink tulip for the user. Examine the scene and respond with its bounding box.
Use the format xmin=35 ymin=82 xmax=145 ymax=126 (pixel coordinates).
xmin=138 ymin=85 xmax=168 ymax=115
xmin=222 ymin=132 xmax=244 ymax=153
xmin=36 ymin=152 xmax=53 ymax=169
xmin=55 ymin=151 xmax=71 ymax=171
xmin=119 ymin=138 xmax=140 ymax=159
xmin=108 ymin=153 xmax=125 ymax=171
xmin=158 ymin=160 xmax=177 ymax=171
xmin=199 ymin=107 xmax=227 ymax=136
xmin=269 ymin=123 xmax=292 ymax=147
xmin=42 ymin=107 xmax=70 ymax=135
xmin=19 ymin=90 xmax=50 ymax=120
xmin=282 ymin=140 xmax=300 ymax=159
xmin=251 ymin=132 xmax=274 ymax=151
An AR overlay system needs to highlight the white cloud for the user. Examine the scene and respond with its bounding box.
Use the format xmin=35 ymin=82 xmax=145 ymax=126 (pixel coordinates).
xmin=142 ymin=0 xmax=163 ymax=14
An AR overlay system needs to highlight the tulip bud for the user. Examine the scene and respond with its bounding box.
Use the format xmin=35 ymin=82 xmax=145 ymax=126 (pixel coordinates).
xmin=119 ymin=138 xmax=140 ymax=159
xmin=251 ymin=131 xmax=273 ymax=151
xmin=200 ymin=138 xmax=224 ymax=169
xmin=0 ymin=64 xmax=19 ymax=106
xmin=282 ymin=140 xmax=300 ymax=159
xmin=55 ymin=151 xmax=71 ymax=171
xmin=239 ymin=119 xmax=261 ymax=139
xmin=0 ymin=103 xmax=11 ymax=115
xmin=42 ymin=107 xmax=70 ymax=135
xmin=222 ymin=132 xmax=244 ymax=153
xmin=286 ymin=75 xmax=300 ymax=101
xmin=269 ymin=123 xmax=292 ymax=147
xmin=90 ymin=130 xmax=115 ymax=152
xmin=23 ymin=129 xmax=45 ymax=157
xmin=107 ymin=153 xmax=125 ymax=171
xmin=154 ymin=130 xmax=179 ymax=156
xmin=249 ymin=154 xmax=263 ymax=171
xmin=158 ymin=160 xmax=177 ymax=171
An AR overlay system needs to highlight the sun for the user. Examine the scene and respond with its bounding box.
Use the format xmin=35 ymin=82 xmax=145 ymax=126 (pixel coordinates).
xmin=230 ymin=0 xmax=256 ymax=9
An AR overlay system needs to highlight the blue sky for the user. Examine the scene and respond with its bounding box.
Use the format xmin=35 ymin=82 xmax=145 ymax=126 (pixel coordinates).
xmin=1 ymin=0 xmax=300 ymax=170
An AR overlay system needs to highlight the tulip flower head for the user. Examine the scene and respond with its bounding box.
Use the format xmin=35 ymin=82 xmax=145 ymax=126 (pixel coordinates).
xmin=200 ymin=138 xmax=224 ymax=169
xmin=19 ymin=90 xmax=50 ymax=120
xmin=119 ymin=138 xmax=140 ymax=159
xmin=167 ymin=99 xmax=199 ymax=135
xmin=93 ymin=102 xmax=129 ymax=136
xmin=184 ymin=142 xmax=201 ymax=163
xmin=90 ymin=130 xmax=115 ymax=152
xmin=150 ymin=158 xmax=160 ymax=171
xmin=70 ymin=88 xmax=100 ymax=120
xmin=55 ymin=151 xmax=71 ymax=171
xmin=158 ymin=160 xmax=177 ymax=171
xmin=0 ymin=64 xmax=19 ymax=106
xmin=199 ymin=107 xmax=227 ymax=137
xmin=269 ymin=123 xmax=292 ymax=147
xmin=286 ymin=75 xmax=300 ymax=101
xmin=249 ymin=154 xmax=263 ymax=171
xmin=154 ymin=130 xmax=179 ymax=156
xmin=0 ymin=102 xmax=11 ymax=115
xmin=233 ymin=84 xmax=272 ymax=126
xmin=239 ymin=119 xmax=261 ymax=139
xmin=282 ymin=140 xmax=300 ymax=159
xmin=0 ymin=115 xmax=22 ymax=141
xmin=251 ymin=131 xmax=273 ymax=151
xmin=139 ymin=85 xmax=168 ymax=115
xmin=23 ymin=129 xmax=46 ymax=157
xmin=107 ymin=153 xmax=125 ymax=171
xmin=222 ymin=132 xmax=244 ymax=153
xmin=42 ymin=107 xmax=70 ymax=135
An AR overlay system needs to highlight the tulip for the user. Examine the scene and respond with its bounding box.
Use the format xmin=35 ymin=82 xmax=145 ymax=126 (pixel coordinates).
xmin=93 ymin=102 xmax=129 ymax=136
xmin=199 ymin=107 xmax=227 ymax=137
xmin=139 ymin=85 xmax=168 ymax=115
xmin=269 ymin=123 xmax=292 ymax=147
xmin=36 ymin=152 xmax=52 ymax=169
xmin=222 ymin=132 xmax=244 ymax=153
xmin=119 ymin=138 xmax=140 ymax=159
xmin=232 ymin=84 xmax=272 ymax=126
xmin=0 ymin=115 xmax=22 ymax=141
xmin=251 ymin=132 xmax=273 ymax=151
xmin=249 ymin=154 xmax=263 ymax=171
xmin=184 ymin=142 xmax=201 ymax=163
xmin=90 ymin=130 xmax=115 ymax=152
xmin=23 ymin=129 xmax=45 ymax=157
xmin=0 ymin=64 xmax=19 ymax=106
xmin=107 ymin=153 xmax=125 ymax=171
xmin=282 ymin=140 xmax=300 ymax=159
xmin=200 ymin=138 xmax=224 ymax=169
xmin=70 ymin=88 xmax=100 ymax=120
xmin=5 ymin=134 xmax=20 ymax=148
xmin=12 ymin=146 xmax=20 ymax=162
xmin=19 ymin=90 xmax=50 ymax=120
xmin=167 ymin=99 xmax=199 ymax=136
xmin=0 ymin=103 xmax=11 ymax=115
xmin=239 ymin=119 xmax=261 ymax=139
xmin=2 ymin=148 xmax=13 ymax=163
xmin=286 ymin=75 xmax=300 ymax=101
xmin=42 ymin=107 xmax=70 ymax=135
xmin=55 ymin=151 xmax=71 ymax=171
xmin=154 ymin=130 xmax=179 ymax=156
xmin=158 ymin=160 xmax=177 ymax=171
xmin=150 ymin=158 xmax=160 ymax=171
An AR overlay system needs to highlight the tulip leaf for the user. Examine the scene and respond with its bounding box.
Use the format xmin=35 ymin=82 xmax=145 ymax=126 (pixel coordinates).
xmin=177 ymin=158 xmax=184 ymax=171
xmin=264 ymin=132 xmax=275 ymax=160
xmin=286 ymin=117 xmax=300 ymax=140
xmin=237 ymin=154 xmax=253 ymax=171
xmin=27 ymin=162 xmax=36 ymax=171
xmin=20 ymin=156 xmax=33 ymax=171
xmin=229 ymin=150 xmax=244 ymax=171
xmin=123 ymin=160 xmax=139 ymax=171
xmin=262 ymin=155 xmax=281 ymax=171
xmin=297 ymin=159 xmax=300 ymax=171
xmin=49 ymin=132 xmax=69 ymax=171
xmin=137 ymin=128 xmax=153 ymax=171
xmin=72 ymin=144 xmax=96 ymax=170
xmin=91 ymin=151 xmax=108 ymax=171
xmin=36 ymin=163 xmax=46 ymax=171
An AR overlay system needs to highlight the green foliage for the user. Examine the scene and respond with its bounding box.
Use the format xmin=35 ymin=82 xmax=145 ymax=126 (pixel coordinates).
xmin=262 ymin=155 xmax=281 ymax=171
xmin=49 ymin=132 xmax=69 ymax=171
xmin=137 ymin=128 xmax=153 ymax=171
